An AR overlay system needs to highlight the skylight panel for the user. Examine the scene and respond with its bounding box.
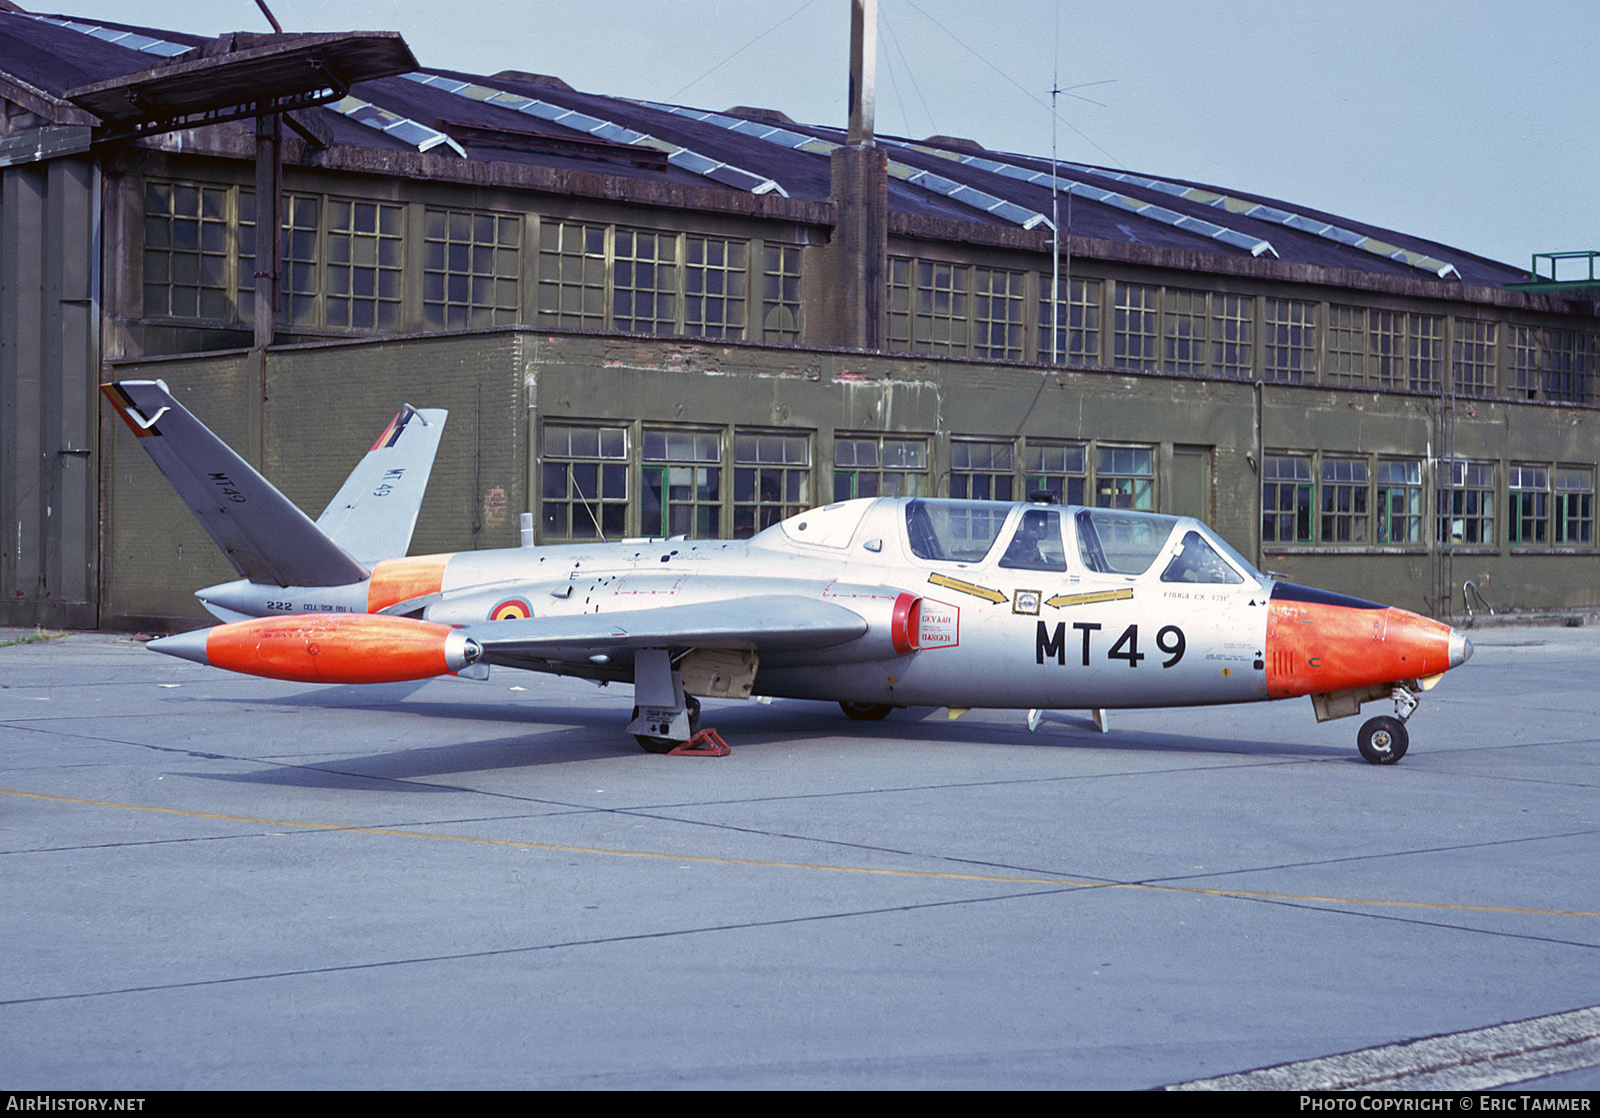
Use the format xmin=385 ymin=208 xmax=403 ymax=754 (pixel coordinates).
xmin=328 ymin=95 xmax=466 ymax=155
xmin=1064 ymin=161 xmax=1461 ymax=279
xmin=883 ymin=139 xmax=1279 ymax=258
xmin=25 ymin=13 xmax=194 ymax=57
xmin=405 ymin=73 xmax=786 ymax=196
xmin=638 ymin=101 xmax=1053 ymax=229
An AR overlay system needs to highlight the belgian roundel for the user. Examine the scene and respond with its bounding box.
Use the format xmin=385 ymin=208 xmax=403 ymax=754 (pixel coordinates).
xmin=489 ymin=597 xmax=532 ymax=621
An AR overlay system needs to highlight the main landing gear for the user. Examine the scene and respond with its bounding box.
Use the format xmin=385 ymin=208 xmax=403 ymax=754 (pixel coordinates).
xmin=839 ymin=701 xmax=893 ymax=721
xmin=1356 ymin=685 xmax=1418 ymax=765
xmin=634 ymin=695 xmax=701 ymax=753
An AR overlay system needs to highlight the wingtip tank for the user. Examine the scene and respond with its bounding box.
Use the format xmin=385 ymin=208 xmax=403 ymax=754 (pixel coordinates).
xmin=150 ymin=614 xmax=481 ymax=685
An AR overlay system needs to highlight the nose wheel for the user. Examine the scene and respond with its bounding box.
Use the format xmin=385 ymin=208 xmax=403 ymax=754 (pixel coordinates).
xmin=1357 ymin=715 xmax=1408 ymax=764
xmin=1356 ymin=685 xmax=1417 ymax=764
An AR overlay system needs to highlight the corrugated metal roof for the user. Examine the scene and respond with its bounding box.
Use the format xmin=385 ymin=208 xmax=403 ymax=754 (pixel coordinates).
xmin=0 ymin=8 xmax=1529 ymax=288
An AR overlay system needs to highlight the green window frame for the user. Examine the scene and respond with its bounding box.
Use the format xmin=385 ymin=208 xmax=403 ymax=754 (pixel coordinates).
xmin=641 ymin=427 xmax=722 ymax=539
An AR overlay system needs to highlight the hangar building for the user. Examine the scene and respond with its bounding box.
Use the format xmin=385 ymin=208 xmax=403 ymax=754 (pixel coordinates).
xmin=1 ymin=3 xmax=1596 ymax=631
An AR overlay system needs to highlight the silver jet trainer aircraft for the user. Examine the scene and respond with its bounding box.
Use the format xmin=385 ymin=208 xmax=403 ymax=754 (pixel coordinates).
xmin=106 ymin=380 xmax=1472 ymax=764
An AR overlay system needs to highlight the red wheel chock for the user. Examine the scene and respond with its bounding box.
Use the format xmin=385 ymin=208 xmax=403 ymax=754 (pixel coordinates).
xmin=669 ymin=728 xmax=730 ymax=757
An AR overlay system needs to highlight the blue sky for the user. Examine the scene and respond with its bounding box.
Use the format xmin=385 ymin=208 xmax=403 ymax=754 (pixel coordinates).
xmin=43 ymin=0 xmax=1597 ymax=270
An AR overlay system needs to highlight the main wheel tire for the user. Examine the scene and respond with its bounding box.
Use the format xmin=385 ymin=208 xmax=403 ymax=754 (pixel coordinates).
xmin=1357 ymin=715 xmax=1409 ymax=765
xmin=632 ymin=696 xmax=702 ymax=753
xmin=839 ymin=701 xmax=893 ymax=721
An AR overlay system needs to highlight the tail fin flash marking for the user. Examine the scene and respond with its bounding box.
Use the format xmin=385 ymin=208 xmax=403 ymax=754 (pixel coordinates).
xmin=368 ymin=405 xmax=432 ymax=451
xmin=101 ymin=383 xmax=168 ymax=437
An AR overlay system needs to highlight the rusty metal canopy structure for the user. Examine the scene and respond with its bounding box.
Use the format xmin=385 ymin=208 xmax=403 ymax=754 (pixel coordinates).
xmin=62 ymin=31 xmax=417 ymax=139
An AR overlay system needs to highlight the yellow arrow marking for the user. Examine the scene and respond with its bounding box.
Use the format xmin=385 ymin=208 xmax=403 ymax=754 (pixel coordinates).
xmin=927 ymin=572 xmax=1007 ymax=603
xmin=1045 ymin=587 xmax=1135 ymax=609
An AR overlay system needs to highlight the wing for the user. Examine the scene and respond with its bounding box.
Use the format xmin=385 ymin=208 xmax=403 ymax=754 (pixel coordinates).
xmin=463 ymin=595 xmax=868 ymax=663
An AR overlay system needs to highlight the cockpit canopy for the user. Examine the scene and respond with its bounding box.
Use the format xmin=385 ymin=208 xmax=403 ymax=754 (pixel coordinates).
xmin=774 ymin=497 xmax=1260 ymax=585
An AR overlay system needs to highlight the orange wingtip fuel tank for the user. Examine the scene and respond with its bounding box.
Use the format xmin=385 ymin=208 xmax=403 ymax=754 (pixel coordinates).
xmin=1265 ymin=585 xmax=1470 ymax=700
xmin=150 ymin=614 xmax=481 ymax=685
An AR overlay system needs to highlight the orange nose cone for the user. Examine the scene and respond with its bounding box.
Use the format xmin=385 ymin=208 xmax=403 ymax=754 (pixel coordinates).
xmin=1266 ymin=597 xmax=1462 ymax=700
xmin=198 ymin=614 xmax=479 ymax=684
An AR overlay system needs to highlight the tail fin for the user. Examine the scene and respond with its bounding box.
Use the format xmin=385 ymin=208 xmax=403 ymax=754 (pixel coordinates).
xmin=315 ymin=404 xmax=446 ymax=565
xmin=103 ymin=382 xmax=443 ymax=589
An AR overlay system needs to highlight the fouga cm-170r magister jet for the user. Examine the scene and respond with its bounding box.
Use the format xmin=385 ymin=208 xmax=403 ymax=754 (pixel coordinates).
xmin=106 ymin=379 xmax=1472 ymax=764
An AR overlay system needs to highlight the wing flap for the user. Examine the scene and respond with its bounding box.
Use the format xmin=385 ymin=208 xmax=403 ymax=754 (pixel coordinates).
xmin=465 ymin=596 xmax=868 ymax=659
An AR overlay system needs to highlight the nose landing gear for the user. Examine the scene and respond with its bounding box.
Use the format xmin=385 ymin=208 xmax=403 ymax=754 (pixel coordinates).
xmin=1357 ymin=685 xmax=1418 ymax=764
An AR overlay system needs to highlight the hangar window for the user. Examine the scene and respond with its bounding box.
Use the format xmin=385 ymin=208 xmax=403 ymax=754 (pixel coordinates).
xmin=684 ymin=237 xmax=748 ymax=340
xmin=949 ymin=440 xmax=1015 ymax=501
xmin=540 ymin=423 xmax=629 ymax=541
xmin=1453 ymin=319 xmax=1498 ymax=397
xmin=1555 ymin=468 xmax=1595 ymax=546
xmin=1325 ymin=305 xmax=1367 ymax=385
xmin=1508 ymin=464 xmax=1549 ymax=546
xmin=1262 ymin=454 xmax=1313 ymax=544
xmin=280 ymin=193 xmax=322 ymax=327
xmin=1112 ymin=282 xmax=1160 ymax=371
xmin=761 ymin=244 xmax=803 ymax=342
xmin=834 ymin=436 xmax=928 ymax=501
xmin=1408 ymin=314 xmax=1444 ymax=392
xmin=613 ymin=229 xmax=678 ymax=334
xmin=642 ymin=428 xmax=722 ymax=538
xmin=1319 ymin=458 xmax=1370 ymax=543
xmin=1210 ymin=294 xmax=1254 ymax=378
xmin=1094 ymin=445 xmax=1155 ymax=511
xmin=1505 ymin=326 xmax=1593 ymax=403
xmin=1437 ymin=460 xmax=1496 ymax=547
xmin=886 ymin=258 xmax=1026 ymax=360
xmin=1263 ymin=298 xmax=1317 ymax=382
xmin=973 ymin=268 xmax=1026 ymax=360
xmin=1024 ymin=441 xmax=1087 ymax=505
xmin=1506 ymin=464 xmax=1596 ymax=548
xmin=1163 ymin=288 xmax=1208 ymax=375
xmin=323 ymin=199 xmax=404 ymax=330
xmin=1038 ymin=276 xmax=1101 ymax=364
xmin=424 ymin=208 xmax=522 ymax=328
xmin=917 ymin=261 xmax=969 ymax=353
xmin=1370 ymin=312 xmax=1442 ymax=392
xmin=733 ymin=431 xmax=810 ymax=538
xmin=537 ymin=221 xmax=607 ymax=329
xmin=1374 ymin=460 xmax=1425 ymax=544
xmin=142 ymin=181 xmax=246 ymax=322
xmin=1543 ymin=329 xmax=1596 ymax=404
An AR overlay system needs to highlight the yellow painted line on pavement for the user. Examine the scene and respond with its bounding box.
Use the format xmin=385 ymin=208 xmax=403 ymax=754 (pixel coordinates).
xmin=6 ymin=786 xmax=1597 ymax=918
